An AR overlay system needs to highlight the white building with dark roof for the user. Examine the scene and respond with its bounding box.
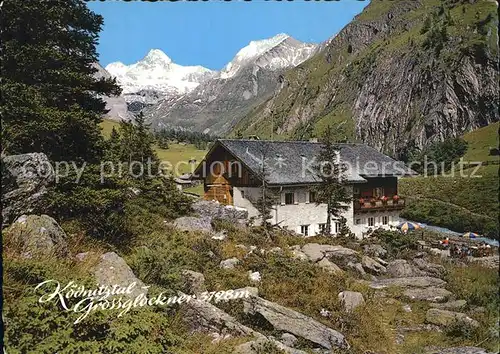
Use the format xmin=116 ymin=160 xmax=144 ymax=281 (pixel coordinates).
xmin=193 ymin=139 xmax=415 ymax=239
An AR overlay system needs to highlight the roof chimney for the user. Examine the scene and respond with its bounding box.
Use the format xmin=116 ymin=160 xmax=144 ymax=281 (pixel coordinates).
xmin=309 ymin=138 xmax=318 ymax=143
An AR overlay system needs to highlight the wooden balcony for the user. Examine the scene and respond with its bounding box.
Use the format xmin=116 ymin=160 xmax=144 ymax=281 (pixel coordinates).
xmin=354 ymin=198 xmax=405 ymax=212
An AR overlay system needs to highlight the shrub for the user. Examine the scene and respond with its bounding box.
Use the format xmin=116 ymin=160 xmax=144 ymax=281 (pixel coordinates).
xmin=371 ymin=230 xmax=420 ymax=259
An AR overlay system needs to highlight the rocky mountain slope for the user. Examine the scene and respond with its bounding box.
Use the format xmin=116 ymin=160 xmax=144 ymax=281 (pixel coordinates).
xmin=233 ymin=0 xmax=499 ymax=159
xmin=92 ymin=63 xmax=134 ymax=122
xmin=106 ymin=49 xmax=215 ymax=112
xmin=143 ymin=34 xmax=318 ymax=134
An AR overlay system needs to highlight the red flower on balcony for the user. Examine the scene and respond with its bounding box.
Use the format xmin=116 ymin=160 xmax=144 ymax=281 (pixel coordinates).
xmin=380 ymin=195 xmax=388 ymax=204
xmin=393 ymin=195 xmax=400 ymax=203
xmin=359 ymin=198 xmax=365 ymax=204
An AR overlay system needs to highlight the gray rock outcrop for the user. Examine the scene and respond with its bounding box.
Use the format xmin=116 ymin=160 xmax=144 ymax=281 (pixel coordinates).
xmin=280 ymin=333 xmax=298 ymax=348
xmin=386 ymin=259 xmax=420 ymax=278
xmin=429 ymin=300 xmax=467 ymax=311
xmin=363 ymin=244 xmax=388 ymax=258
xmin=234 ymin=337 xmax=306 ymax=354
xmin=361 ymin=255 xmax=386 ymax=275
xmin=5 ymin=214 xmax=68 ymax=258
xmin=369 ymin=277 xmax=447 ymax=289
xmin=220 ymin=257 xmax=240 ymax=269
xmin=301 ymin=243 xmax=359 ymax=264
xmin=93 ymin=252 xmax=147 ymax=298
xmin=338 ymin=291 xmax=365 ymax=312
xmin=412 ymin=258 xmax=446 ymax=278
xmin=184 ymin=294 xmax=259 ymax=337
xmin=426 ymin=309 xmax=479 ymax=328
xmin=2 ymin=153 xmax=54 ymax=227
xmin=192 ymin=200 xmax=248 ymax=222
xmin=403 ymin=287 xmax=453 ymax=303
xmin=317 ymin=258 xmax=344 ymax=275
xmin=243 ymin=295 xmax=349 ymax=350
xmin=181 ymin=270 xmax=206 ymax=294
xmin=173 ymin=216 xmax=213 ymax=233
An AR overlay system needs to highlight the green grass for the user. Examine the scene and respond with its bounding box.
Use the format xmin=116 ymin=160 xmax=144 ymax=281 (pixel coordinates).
xmin=183 ymin=184 xmax=204 ymax=196
xmin=462 ymin=122 xmax=499 ymax=163
xmin=100 ymin=119 xmax=208 ymax=176
xmin=400 ymin=122 xmax=499 ymax=238
xmin=154 ymin=144 xmax=207 ymax=176
xmin=100 ymin=118 xmax=120 ymax=138
xmin=401 ymin=164 xmax=499 ymax=218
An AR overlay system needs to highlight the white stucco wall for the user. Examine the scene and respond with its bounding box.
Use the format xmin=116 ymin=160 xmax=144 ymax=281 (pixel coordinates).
xmin=232 ymin=185 xmax=401 ymax=239
xmin=233 ymin=187 xmax=261 ymax=220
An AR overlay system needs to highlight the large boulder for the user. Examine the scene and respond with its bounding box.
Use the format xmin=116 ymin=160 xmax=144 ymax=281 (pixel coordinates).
xmin=426 ymin=309 xmax=479 ymax=328
xmin=301 ymin=243 xmax=358 ymax=264
xmin=361 ymin=255 xmax=387 ymax=275
xmin=369 ymin=277 xmax=447 ymax=289
xmin=234 ymin=337 xmax=306 ymax=354
xmin=5 ymin=214 xmax=68 ymax=258
xmin=243 ymin=296 xmax=348 ymax=350
xmin=429 ymin=300 xmax=467 ymax=310
xmin=181 ymin=270 xmax=206 ymax=294
xmin=93 ymin=252 xmax=147 ymax=298
xmin=2 ymin=153 xmax=54 ymax=227
xmin=173 ymin=216 xmax=212 ymax=233
xmin=192 ymin=200 xmax=248 ymax=222
xmin=317 ymin=258 xmax=344 ymax=275
xmin=220 ymin=257 xmax=240 ymax=269
xmin=403 ymin=287 xmax=453 ymax=302
xmin=338 ymin=291 xmax=365 ymax=312
xmin=412 ymin=258 xmax=446 ymax=278
xmin=386 ymin=260 xmax=420 ymax=278
xmin=183 ymin=292 xmax=259 ymax=337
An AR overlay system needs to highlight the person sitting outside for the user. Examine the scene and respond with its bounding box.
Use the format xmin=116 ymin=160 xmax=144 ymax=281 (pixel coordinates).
xmin=460 ymin=244 xmax=468 ymax=259
xmin=440 ymin=237 xmax=449 ymax=249
xmin=485 ymin=243 xmax=492 ymax=257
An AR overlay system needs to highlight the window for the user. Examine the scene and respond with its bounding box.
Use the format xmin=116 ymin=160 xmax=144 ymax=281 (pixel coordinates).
xmin=334 ymin=222 xmax=340 ymax=234
xmin=368 ymin=217 xmax=375 ymax=227
xmin=285 ymin=192 xmax=295 ymax=205
xmin=353 ymin=187 xmax=360 ymax=196
xmin=241 ymin=190 xmax=245 ymax=199
xmin=230 ymin=162 xmax=240 ymax=178
xmin=382 ymin=216 xmax=389 ymax=225
xmin=355 ymin=219 xmax=362 ymax=225
xmin=374 ymin=187 xmax=385 ymax=198
xmin=309 ymin=191 xmax=317 ymax=203
xmin=301 ymin=225 xmax=310 ymax=236
xmin=319 ymin=223 xmax=327 ymax=233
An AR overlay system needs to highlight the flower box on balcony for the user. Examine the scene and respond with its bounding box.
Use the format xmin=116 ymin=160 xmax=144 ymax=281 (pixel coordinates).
xmin=370 ymin=198 xmax=377 ymax=206
xmin=380 ymin=196 xmax=388 ymax=204
xmin=393 ymin=195 xmax=400 ymax=204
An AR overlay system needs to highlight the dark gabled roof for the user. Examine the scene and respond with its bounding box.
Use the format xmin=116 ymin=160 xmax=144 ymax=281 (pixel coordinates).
xmin=200 ymin=139 xmax=416 ymax=185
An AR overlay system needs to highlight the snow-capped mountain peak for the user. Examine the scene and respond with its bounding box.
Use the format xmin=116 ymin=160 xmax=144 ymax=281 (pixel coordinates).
xmin=236 ymin=33 xmax=290 ymax=61
xmin=105 ymin=49 xmax=214 ymax=96
xmin=220 ymin=33 xmax=317 ymax=79
xmin=141 ymin=49 xmax=173 ymax=66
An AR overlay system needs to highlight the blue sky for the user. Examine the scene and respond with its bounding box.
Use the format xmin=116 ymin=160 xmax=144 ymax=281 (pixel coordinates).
xmin=89 ymin=0 xmax=369 ymax=70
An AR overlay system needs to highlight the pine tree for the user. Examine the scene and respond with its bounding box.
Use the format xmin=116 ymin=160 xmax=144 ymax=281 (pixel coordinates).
xmin=313 ymin=126 xmax=353 ymax=235
xmin=1 ymin=0 xmax=120 ymax=162
xmin=255 ymin=150 xmax=278 ymax=229
xmin=134 ymin=111 xmax=155 ymax=167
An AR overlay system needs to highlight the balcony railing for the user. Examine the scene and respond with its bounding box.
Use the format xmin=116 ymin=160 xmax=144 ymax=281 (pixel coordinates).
xmin=354 ymin=198 xmax=405 ymax=212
